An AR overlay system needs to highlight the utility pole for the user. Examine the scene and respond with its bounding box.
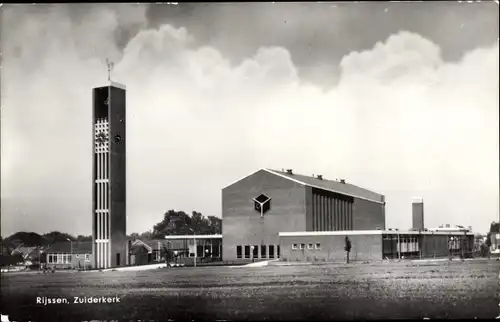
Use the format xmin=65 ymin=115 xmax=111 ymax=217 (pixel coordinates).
xmin=189 ymin=228 xmax=197 ymax=268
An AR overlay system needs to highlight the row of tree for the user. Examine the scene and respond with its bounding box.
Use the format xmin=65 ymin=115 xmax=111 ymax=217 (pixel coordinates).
xmin=1 ymin=210 xmax=222 ymax=252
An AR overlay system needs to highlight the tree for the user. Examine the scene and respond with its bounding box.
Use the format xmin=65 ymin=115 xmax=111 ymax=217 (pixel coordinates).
xmin=207 ymin=216 xmax=222 ymax=234
xmin=4 ymin=232 xmax=46 ymax=247
xmin=140 ymin=230 xmax=153 ymax=240
xmin=486 ymin=233 xmax=492 ymax=247
xmin=149 ymin=210 xmax=222 ymax=239
xmin=43 ymin=231 xmax=76 ymax=244
xmin=76 ymin=235 xmax=92 ymax=242
xmin=128 ymin=233 xmax=140 ymax=240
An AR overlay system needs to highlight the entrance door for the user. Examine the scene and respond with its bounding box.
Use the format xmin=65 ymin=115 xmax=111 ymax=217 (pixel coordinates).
xmin=116 ymin=253 xmax=120 ymax=266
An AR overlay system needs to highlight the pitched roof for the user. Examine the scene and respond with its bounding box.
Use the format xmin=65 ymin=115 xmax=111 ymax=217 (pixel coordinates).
xmin=133 ymin=239 xmax=195 ymax=251
xmin=44 ymin=242 xmax=92 ymax=254
xmin=227 ymin=169 xmax=384 ymax=203
xmin=133 ymin=239 xmax=177 ymax=251
xmin=131 ymin=239 xmax=153 ymax=253
xmin=11 ymin=246 xmax=36 ymax=256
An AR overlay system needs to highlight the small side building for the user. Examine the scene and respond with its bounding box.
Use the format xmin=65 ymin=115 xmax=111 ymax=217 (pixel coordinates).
xmin=45 ymin=242 xmax=93 ymax=270
xmin=130 ymin=235 xmax=223 ymax=266
xmin=279 ymin=230 xmax=474 ymax=262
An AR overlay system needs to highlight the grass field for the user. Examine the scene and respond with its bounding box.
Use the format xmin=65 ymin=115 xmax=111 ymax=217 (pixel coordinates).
xmin=1 ymin=260 xmax=499 ymax=321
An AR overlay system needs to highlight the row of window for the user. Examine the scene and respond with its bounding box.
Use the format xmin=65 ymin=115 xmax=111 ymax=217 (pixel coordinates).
xmin=292 ymin=243 xmax=321 ymax=250
xmin=236 ymin=245 xmax=280 ymax=259
xmin=47 ymin=254 xmax=90 ymax=264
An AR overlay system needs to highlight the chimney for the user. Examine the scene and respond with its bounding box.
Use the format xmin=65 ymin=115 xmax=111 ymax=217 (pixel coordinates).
xmin=286 ymin=169 xmax=293 ymax=175
xmin=340 ymin=179 xmax=346 ymax=184
xmin=445 ymin=224 xmax=450 ymax=228
xmin=317 ymin=175 xmax=323 ymax=180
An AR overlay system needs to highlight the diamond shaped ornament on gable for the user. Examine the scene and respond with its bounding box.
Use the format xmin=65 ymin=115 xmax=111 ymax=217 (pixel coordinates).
xmin=253 ymin=194 xmax=271 ymax=218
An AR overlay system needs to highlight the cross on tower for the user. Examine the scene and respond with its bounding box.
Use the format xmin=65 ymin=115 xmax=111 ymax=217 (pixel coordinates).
xmin=106 ymin=58 xmax=114 ymax=82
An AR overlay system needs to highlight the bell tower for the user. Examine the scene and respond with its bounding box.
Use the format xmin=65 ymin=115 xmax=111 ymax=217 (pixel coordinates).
xmin=92 ymin=81 xmax=127 ymax=268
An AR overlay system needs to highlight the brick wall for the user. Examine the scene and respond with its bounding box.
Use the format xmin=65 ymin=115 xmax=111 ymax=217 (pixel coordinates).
xmin=352 ymin=198 xmax=385 ymax=230
xmin=279 ymin=234 xmax=383 ymax=262
xmin=222 ymin=170 xmax=307 ymax=261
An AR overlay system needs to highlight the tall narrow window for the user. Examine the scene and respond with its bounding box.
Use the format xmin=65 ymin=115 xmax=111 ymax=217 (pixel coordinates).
xmin=244 ymin=245 xmax=250 ymax=259
xmin=236 ymin=245 xmax=242 ymax=259
xmin=253 ymin=245 xmax=259 ymax=258
xmin=277 ymin=245 xmax=280 ymax=258
xmin=260 ymin=245 xmax=267 ymax=258
xmin=269 ymin=245 xmax=275 ymax=259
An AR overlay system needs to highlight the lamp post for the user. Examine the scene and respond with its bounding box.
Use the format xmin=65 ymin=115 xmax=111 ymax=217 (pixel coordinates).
xmin=39 ymin=249 xmax=44 ymax=271
xmin=66 ymin=238 xmax=73 ymax=270
xmin=397 ymin=232 xmax=401 ymax=260
xmin=189 ymin=228 xmax=197 ymax=268
xmin=164 ymin=239 xmax=172 ymax=267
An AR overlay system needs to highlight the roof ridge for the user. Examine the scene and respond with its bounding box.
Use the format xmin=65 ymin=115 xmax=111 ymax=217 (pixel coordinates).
xmin=264 ymin=168 xmax=383 ymax=203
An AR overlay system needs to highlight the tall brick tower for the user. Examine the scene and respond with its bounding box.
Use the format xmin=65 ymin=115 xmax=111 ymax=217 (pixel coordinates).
xmin=92 ymin=81 xmax=127 ymax=268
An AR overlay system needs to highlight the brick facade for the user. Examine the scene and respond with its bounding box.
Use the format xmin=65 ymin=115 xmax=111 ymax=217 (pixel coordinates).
xmin=222 ymin=169 xmax=386 ymax=261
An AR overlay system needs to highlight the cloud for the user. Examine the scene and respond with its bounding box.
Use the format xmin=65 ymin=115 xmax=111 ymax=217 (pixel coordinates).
xmin=1 ymin=5 xmax=498 ymax=236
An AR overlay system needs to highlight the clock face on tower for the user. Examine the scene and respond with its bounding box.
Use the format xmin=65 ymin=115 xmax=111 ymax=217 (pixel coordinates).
xmin=114 ymin=133 xmax=123 ymax=144
xmin=96 ymin=131 xmax=108 ymax=146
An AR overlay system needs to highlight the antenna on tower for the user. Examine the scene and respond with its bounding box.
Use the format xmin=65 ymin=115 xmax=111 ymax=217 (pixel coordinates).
xmin=106 ymin=58 xmax=114 ymax=83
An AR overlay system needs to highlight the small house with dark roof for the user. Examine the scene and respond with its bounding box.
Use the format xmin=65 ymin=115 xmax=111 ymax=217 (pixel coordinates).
xmin=44 ymin=242 xmax=94 ymax=269
xmin=130 ymin=237 xmax=222 ymax=266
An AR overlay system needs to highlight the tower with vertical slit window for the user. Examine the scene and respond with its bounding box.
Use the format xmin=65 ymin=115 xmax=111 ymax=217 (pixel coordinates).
xmin=92 ymin=82 xmax=127 ymax=268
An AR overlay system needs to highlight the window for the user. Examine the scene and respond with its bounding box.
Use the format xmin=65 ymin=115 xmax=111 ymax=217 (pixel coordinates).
xmin=236 ymin=246 xmax=242 ymax=259
xmin=307 ymin=243 xmax=313 ymax=250
xmin=53 ymin=254 xmax=72 ymax=264
xmin=269 ymin=245 xmax=275 ymax=259
xmin=315 ymin=243 xmax=321 ymax=250
xmin=277 ymin=245 xmax=280 ymax=258
xmin=292 ymin=244 xmax=298 ymax=250
xmin=299 ymin=244 xmax=305 ymax=250
xmin=244 ymin=245 xmax=250 ymax=259
xmin=260 ymin=245 xmax=267 ymax=258
xmin=253 ymin=245 xmax=259 ymax=258
xmin=253 ymin=194 xmax=272 ymax=216
xmin=85 ymin=254 xmax=90 ymax=261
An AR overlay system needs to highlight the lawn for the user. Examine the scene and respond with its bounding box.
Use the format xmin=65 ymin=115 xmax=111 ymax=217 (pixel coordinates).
xmin=1 ymin=260 xmax=499 ymax=321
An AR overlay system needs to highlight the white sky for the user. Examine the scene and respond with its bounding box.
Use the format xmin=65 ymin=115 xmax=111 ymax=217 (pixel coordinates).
xmin=1 ymin=3 xmax=498 ymax=236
